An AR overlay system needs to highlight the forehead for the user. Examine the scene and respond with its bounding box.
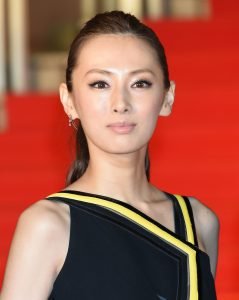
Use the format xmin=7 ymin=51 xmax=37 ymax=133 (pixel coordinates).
xmin=76 ymin=34 xmax=161 ymax=72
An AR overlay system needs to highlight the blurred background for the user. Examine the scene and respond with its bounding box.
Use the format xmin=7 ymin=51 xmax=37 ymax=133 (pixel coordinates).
xmin=0 ymin=0 xmax=211 ymax=94
xmin=0 ymin=0 xmax=239 ymax=299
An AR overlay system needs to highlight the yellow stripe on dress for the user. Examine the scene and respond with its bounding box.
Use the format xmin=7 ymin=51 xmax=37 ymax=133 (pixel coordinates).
xmin=47 ymin=192 xmax=199 ymax=300
xmin=174 ymin=195 xmax=195 ymax=245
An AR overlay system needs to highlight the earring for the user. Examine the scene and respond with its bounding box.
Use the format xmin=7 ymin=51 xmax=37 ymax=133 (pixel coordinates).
xmin=68 ymin=115 xmax=73 ymax=127
xmin=68 ymin=115 xmax=79 ymax=130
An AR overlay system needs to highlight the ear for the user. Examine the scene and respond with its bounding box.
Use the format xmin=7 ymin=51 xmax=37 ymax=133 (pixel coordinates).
xmin=159 ymin=81 xmax=176 ymax=117
xmin=59 ymin=83 xmax=79 ymax=120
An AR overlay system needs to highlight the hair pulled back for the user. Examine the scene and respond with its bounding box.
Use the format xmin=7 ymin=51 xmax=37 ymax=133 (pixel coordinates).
xmin=66 ymin=10 xmax=170 ymax=185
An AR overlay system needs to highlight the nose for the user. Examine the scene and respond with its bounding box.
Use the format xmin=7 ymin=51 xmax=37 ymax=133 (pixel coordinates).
xmin=113 ymin=106 xmax=129 ymax=113
xmin=111 ymin=87 xmax=131 ymax=114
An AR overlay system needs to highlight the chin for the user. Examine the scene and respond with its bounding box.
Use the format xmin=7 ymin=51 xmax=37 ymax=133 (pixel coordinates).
xmin=87 ymin=133 xmax=150 ymax=155
xmin=99 ymin=142 xmax=148 ymax=156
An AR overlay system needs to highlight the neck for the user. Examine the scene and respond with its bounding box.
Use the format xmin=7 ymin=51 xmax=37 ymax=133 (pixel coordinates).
xmin=72 ymin=144 xmax=153 ymax=205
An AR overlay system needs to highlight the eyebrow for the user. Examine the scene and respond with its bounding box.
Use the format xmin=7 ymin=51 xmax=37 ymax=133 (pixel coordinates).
xmin=84 ymin=68 xmax=156 ymax=77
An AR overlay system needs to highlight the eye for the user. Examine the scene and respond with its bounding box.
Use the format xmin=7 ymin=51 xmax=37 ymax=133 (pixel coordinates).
xmin=132 ymin=80 xmax=152 ymax=88
xmin=89 ymin=81 xmax=109 ymax=89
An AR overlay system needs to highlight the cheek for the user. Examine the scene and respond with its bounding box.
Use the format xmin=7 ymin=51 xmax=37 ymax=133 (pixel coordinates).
xmin=138 ymin=94 xmax=163 ymax=121
xmin=137 ymin=96 xmax=163 ymax=135
xmin=73 ymin=89 xmax=108 ymax=120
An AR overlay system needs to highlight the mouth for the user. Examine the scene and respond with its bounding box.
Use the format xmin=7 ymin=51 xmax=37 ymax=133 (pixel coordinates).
xmin=106 ymin=122 xmax=137 ymax=134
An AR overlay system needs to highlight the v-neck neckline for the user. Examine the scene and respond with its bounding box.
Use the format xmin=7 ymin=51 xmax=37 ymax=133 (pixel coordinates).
xmin=58 ymin=189 xmax=186 ymax=241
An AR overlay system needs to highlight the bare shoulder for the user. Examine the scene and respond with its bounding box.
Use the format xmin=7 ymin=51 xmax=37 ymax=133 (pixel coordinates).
xmin=16 ymin=198 xmax=71 ymax=271
xmin=188 ymin=196 xmax=220 ymax=277
xmin=19 ymin=199 xmax=70 ymax=233
xmin=1 ymin=199 xmax=70 ymax=299
xmin=189 ymin=197 xmax=219 ymax=233
xmin=188 ymin=196 xmax=219 ymax=233
xmin=14 ymin=199 xmax=70 ymax=249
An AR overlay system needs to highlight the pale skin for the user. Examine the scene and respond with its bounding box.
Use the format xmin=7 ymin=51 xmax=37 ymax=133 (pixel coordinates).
xmin=0 ymin=34 xmax=219 ymax=299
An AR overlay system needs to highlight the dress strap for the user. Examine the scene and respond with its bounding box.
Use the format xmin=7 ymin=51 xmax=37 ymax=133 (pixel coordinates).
xmin=173 ymin=195 xmax=199 ymax=247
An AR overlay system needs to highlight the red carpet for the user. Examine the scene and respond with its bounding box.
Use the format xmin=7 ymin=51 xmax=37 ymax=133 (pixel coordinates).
xmin=1 ymin=1 xmax=239 ymax=298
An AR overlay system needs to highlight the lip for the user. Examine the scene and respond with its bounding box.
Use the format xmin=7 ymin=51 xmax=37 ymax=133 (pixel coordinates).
xmin=106 ymin=122 xmax=136 ymax=134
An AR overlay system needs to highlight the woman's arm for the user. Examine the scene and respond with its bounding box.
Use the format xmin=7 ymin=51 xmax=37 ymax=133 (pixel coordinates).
xmin=189 ymin=196 xmax=220 ymax=278
xmin=0 ymin=200 xmax=70 ymax=300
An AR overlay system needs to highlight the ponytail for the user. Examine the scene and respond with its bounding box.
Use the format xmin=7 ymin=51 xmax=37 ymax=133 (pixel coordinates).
xmin=66 ymin=124 xmax=89 ymax=185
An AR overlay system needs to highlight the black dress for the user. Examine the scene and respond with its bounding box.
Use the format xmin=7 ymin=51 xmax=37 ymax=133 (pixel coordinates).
xmin=46 ymin=190 xmax=216 ymax=300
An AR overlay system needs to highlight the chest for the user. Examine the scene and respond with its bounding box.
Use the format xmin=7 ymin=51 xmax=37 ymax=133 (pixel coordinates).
xmin=48 ymin=199 xmax=216 ymax=300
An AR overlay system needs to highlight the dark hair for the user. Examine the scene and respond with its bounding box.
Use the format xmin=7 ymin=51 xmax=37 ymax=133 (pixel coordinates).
xmin=66 ymin=10 xmax=170 ymax=185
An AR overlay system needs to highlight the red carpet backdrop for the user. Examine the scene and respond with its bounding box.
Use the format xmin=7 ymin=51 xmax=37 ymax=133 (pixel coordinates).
xmin=0 ymin=1 xmax=239 ymax=299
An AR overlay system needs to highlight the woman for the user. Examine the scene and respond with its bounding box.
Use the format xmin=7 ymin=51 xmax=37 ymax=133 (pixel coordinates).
xmin=1 ymin=11 xmax=219 ymax=299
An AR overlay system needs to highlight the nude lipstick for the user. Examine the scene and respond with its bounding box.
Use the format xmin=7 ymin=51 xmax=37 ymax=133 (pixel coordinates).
xmin=106 ymin=122 xmax=136 ymax=134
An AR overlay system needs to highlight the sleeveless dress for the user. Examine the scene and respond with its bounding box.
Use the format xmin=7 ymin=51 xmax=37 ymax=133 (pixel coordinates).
xmin=46 ymin=190 xmax=217 ymax=300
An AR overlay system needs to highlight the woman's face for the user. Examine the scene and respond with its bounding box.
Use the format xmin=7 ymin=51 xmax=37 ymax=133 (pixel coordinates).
xmin=61 ymin=34 xmax=174 ymax=155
